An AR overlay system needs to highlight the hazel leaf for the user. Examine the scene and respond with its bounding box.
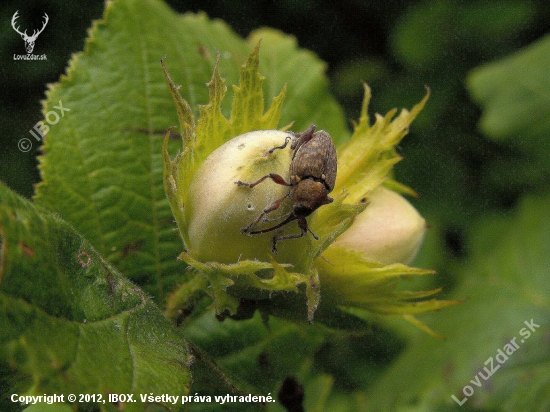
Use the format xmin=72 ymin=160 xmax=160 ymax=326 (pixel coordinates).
xmin=467 ymin=34 xmax=550 ymax=153
xmin=0 ymin=182 xmax=190 ymax=407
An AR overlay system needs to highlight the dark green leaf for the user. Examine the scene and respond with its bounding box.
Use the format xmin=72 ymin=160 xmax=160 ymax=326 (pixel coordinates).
xmin=468 ymin=34 xmax=550 ymax=158
xmin=0 ymin=182 xmax=190 ymax=409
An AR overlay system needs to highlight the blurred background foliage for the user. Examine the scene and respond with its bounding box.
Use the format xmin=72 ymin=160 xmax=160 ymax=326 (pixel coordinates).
xmin=1 ymin=1 xmax=550 ymax=411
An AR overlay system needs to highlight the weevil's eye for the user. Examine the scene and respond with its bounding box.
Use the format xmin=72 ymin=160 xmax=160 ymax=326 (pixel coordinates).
xmin=293 ymin=205 xmax=313 ymax=217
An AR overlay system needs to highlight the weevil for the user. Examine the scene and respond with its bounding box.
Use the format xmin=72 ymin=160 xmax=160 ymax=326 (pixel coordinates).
xmin=235 ymin=124 xmax=337 ymax=253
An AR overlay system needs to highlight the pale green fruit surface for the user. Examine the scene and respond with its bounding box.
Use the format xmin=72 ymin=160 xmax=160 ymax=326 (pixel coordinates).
xmin=186 ymin=130 xmax=312 ymax=265
xmin=331 ymin=186 xmax=427 ymax=265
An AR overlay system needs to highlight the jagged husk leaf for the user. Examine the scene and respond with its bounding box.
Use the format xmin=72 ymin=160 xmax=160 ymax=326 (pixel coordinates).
xmin=316 ymin=246 xmax=462 ymax=337
xmin=177 ymin=252 xmax=312 ymax=315
xmin=311 ymin=84 xmax=429 ymax=264
xmin=309 ymin=191 xmax=367 ymax=259
xmin=333 ymin=83 xmax=430 ymax=204
xmin=162 ymin=43 xmax=286 ymax=250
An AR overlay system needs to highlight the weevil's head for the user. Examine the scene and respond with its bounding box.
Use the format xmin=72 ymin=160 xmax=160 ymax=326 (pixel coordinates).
xmin=291 ymin=178 xmax=333 ymax=217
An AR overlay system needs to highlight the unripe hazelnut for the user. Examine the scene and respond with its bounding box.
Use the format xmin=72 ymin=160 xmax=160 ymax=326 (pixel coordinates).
xmin=185 ymin=130 xmax=310 ymax=265
xmin=330 ymin=186 xmax=427 ymax=265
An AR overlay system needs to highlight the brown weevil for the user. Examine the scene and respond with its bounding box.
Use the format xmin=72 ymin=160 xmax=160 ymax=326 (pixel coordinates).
xmin=235 ymin=124 xmax=337 ymax=253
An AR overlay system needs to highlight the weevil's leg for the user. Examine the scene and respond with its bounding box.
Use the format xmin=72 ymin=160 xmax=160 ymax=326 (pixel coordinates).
xmin=242 ymin=192 xmax=291 ymax=233
xmin=271 ymin=217 xmax=311 ymax=253
xmin=259 ymin=214 xmax=291 ymax=223
xmin=267 ymin=135 xmax=292 ymax=154
xmin=235 ymin=173 xmax=292 ymax=188
xmin=246 ymin=210 xmax=297 ymax=237
xmin=290 ymin=124 xmax=316 ymax=151
xmin=307 ymin=226 xmax=319 ymax=240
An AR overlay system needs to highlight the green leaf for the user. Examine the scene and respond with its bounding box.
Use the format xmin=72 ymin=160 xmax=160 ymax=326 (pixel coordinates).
xmin=34 ymin=0 xmax=349 ymax=302
xmin=467 ymin=34 xmax=550 ymax=195
xmin=364 ymin=194 xmax=550 ymax=411
xmin=467 ymin=34 xmax=550 ymax=158
xmin=0 ymin=182 xmax=190 ymax=409
xmin=392 ymin=0 xmax=536 ymax=69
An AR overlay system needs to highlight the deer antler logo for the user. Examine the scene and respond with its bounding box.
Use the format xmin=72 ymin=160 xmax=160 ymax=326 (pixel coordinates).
xmin=11 ymin=11 xmax=49 ymax=54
